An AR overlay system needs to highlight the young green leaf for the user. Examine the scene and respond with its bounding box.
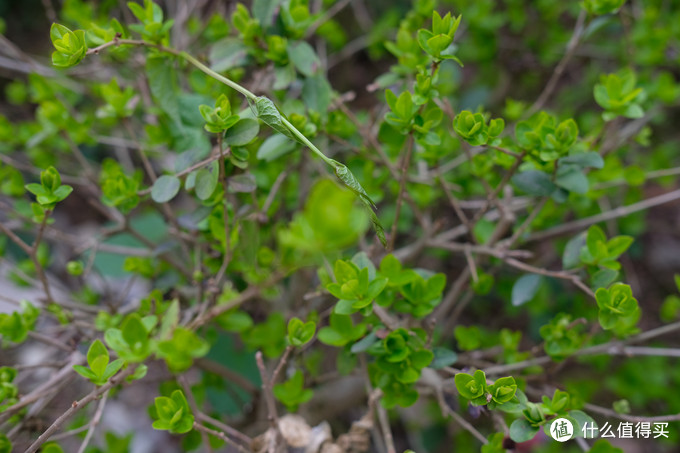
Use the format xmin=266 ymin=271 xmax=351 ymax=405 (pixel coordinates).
xmin=287 ymin=317 xmax=316 ymax=346
xmin=151 ymin=175 xmax=181 ymax=203
xmin=223 ymin=118 xmax=260 ymax=146
xmin=511 ymin=274 xmax=542 ymax=306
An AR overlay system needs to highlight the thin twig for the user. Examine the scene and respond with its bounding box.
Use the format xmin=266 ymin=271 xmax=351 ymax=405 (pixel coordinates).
xmin=527 ymin=10 xmax=587 ymax=116
xmin=435 ymin=389 xmax=488 ymax=444
xmin=271 ymin=346 xmax=294 ymax=385
xmin=255 ymin=351 xmax=281 ymax=453
xmin=194 ymin=358 xmax=259 ymax=394
xmin=179 ymin=376 xmax=211 ymax=451
xmin=25 ymin=367 xmax=134 ymax=453
xmin=482 ymin=320 xmax=680 ymax=375
xmin=388 ymin=135 xmax=414 ymax=251
xmin=584 ymin=403 xmax=680 ymax=423
xmin=0 ymin=220 xmax=33 ymax=255
xmin=503 ymin=256 xmax=595 ymax=298
xmin=304 ymin=0 xmax=352 ymax=38
xmin=76 ymin=390 xmax=109 ymax=453
xmin=26 ymin=331 xmax=73 ymax=352
xmin=376 ymin=396 xmax=395 ymax=453
xmin=195 ymin=412 xmax=253 ymax=446
xmin=0 ymin=352 xmax=84 ymax=424
xmin=437 ymin=172 xmax=472 ymax=232
xmin=192 ymin=422 xmax=252 ymax=453
xmin=261 ymin=170 xmax=288 ymax=220
xmin=528 ymin=188 xmax=680 ymax=243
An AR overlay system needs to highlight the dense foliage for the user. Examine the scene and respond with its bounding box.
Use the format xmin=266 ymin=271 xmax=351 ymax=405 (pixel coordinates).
xmin=0 ymin=0 xmax=679 ymax=452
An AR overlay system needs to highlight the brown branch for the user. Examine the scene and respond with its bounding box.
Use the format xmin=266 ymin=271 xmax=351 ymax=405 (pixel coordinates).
xmin=192 ymin=422 xmax=252 ymax=453
xmin=194 ymin=358 xmax=259 ymax=394
xmin=76 ymin=389 xmax=109 ymax=453
xmin=188 ymin=284 xmax=261 ymax=329
xmin=502 ymin=256 xmax=595 ymax=298
xmin=24 ymin=367 xmax=134 ymax=453
xmin=584 ymin=403 xmax=680 ymax=423
xmin=0 ymin=353 xmax=84 ymax=424
xmin=179 ymin=376 xmax=211 ymax=451
xmin=482 ymin=320 xmax=680 ymax=375
xmin=255 ymin=351 xmax=282 ymax=453
xmin=0 ymin=220 xmax=33 ymax=255
xmin=528 ymin=188 xmax=680 ymax=243
xmin=195 ymin=412 xmax=253 ymax=447
xmin=434 ymin=388 xmax=488 ymax=444
xmin=305 ymin=0 xmax=352 ymax=38
xmin=271 ymin=346 xmax=294 ymax=385
xmin=527 ymin=10 xmax=587 ymax=116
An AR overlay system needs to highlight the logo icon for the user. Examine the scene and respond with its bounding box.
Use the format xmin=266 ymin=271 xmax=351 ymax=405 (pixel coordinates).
xmin=550 ymin=418 xmax=574 ymax=442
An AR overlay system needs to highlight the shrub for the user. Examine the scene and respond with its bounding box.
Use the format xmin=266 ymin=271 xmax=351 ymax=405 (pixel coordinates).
xmin=0 ymin=0 xmax=679 ymax=451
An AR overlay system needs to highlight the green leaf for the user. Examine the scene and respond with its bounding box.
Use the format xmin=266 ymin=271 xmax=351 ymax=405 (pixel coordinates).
xmin=253 ymin=0 xmax=284 ymax=26
xmin=102 ymin=358 xmax=125 ymax=380
xmin=595 ymin=283 xmax=640 ymax=332
xmin=128 ymin=364 xmax=148 ymax=382
xmin=216 ymin=310 xmax=253 ymax=332
xmin=509 ymin=418 xmax=540 ymax=442
xmin=195 ymin=161 xmax=220 ymax=200
xmin=555 ymin=166 xmax=589 ymax=194
xmin=87 ymin=339 xmax=109 ymax=376
xmin=147 ymin=56 xmax=181 ymax=126
xmin=317 ymin=327 xmax=346 ymax=346
xmin=332 ymin=163 xmax=386 ymax=246
xmin=430 ymin=347 xmax=458 ymax=369
xmin=72 ymin=365 xmax=98 ymax=380
xmin=351 ymin=252 xmax=377 ymax=280
xmin=607 ymin=236 xmax=634 ymax=257
xmin=454 ymin=370 xmax=488 ymax=403
xmin=350 ymin=331 xmax=377 ymax=353
xmin=559 ymin=152 xmax=604 ymax=169
xmin=512 ymin=171 xmax=557 ymax=196
xmin=209 ymin=38 xmax=248 ymax=72
xmin=151 ymin=175 xmax=181 ymax=203
xmin=586 ymin=225 xmax=607 ymax=256
xmin=481 ymin=433 xmax=505 ymax=453
xmin=254 ymin=96 xmax=297 ymax=141
xmin=569 ymin=410 xmax=598 ymax=438
xmin=288 ymin=41 xmax=321 ymax=77
xmin=302 ymin=73 xmax=332 ymax=116
xmin=563 ymin=232 xmax=586 ymax=269
xmin=104 ymin=328 xmax=127 ymax=353
xmin=224 ymin=118 xmax=260 ymax=146
xmin=512 ymin=274 xmax=542 ymax=306
xmin=121 ymin=314 xmax=149 ymax=348
xmin=50 ymin=23 xmax=72 ymax=43
xmin=489 ymin=376 xmax=517 ymax=404
xmin=287 ymin=317 xmax=315 ymax=346
xmin=273 ymin=370 xmax=313 ymax=411
xmin=488 ymin=118 xmax=505 ymax=137
xmin=153 ymin=390 xmax=194 ymax=434
xmin=157 ymin=327 xmax=210 ymax=372
xmin=256 ymin=134 xmax=296 ymax=162
xmin=86 ymin=339 xmax=107 ymax=365
xmin=159 ymin=299 xmax=180 ymax=340
xmin=333 ymin=163 xmax=374 ymax=208
xmin=592 ymin=268 xmax=618 ymax=289
xmin=41 ymin=443 xmax=64 ymax=453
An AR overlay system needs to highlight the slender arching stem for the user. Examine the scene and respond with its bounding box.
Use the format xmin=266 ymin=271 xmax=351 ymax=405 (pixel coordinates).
xmin=87 ymin=38 xmax=335 ymax=169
